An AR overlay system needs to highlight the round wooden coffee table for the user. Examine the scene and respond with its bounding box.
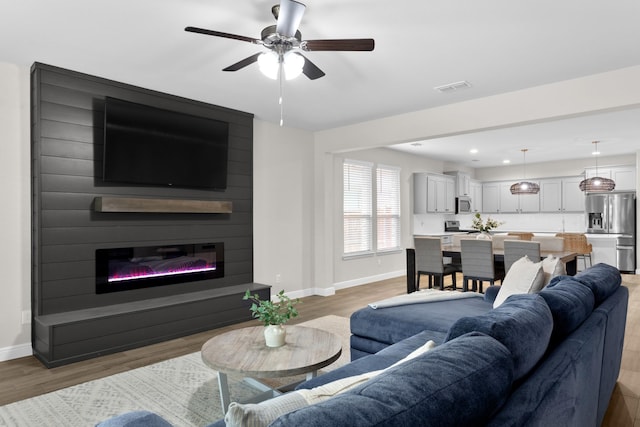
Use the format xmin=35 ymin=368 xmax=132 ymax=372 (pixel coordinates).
xmin=201 ymin=325 xmax=342 ymax=412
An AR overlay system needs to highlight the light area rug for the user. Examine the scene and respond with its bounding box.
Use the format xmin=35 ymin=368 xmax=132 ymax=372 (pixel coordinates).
xmin=0 ymin=315 xmax=351 ymax=427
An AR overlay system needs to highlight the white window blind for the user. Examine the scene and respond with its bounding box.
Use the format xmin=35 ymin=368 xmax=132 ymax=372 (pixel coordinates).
xmin=377 ymin=165 xmax=401 ymax=251
xmin=343 ymin=160 xmax=373 ymax=255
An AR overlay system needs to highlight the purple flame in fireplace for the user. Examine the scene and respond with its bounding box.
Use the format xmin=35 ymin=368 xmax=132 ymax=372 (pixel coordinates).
xmin=96 ymin=242 xmax=224 ymax=294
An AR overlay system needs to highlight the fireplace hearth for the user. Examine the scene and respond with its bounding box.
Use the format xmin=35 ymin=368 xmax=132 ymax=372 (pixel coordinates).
xmin=96 ymin=242 xmax=224 ymax=294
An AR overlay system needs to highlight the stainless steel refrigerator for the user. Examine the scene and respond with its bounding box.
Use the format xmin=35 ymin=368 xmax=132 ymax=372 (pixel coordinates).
xmin=585 ymin=192 xmax=636 ymax=272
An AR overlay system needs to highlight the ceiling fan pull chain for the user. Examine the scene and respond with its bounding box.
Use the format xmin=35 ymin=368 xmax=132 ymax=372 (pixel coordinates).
xmin=279 ymin=61 xmax=284 ymax=126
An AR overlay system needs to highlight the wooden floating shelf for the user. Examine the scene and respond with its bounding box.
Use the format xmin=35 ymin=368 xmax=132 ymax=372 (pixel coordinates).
xmin=94 ymin=197 xmax=233 ymax=214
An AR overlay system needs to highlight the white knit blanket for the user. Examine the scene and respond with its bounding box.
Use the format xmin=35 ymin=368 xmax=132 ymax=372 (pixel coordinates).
xmin=368 ymin=289 xmax=482 ymax=309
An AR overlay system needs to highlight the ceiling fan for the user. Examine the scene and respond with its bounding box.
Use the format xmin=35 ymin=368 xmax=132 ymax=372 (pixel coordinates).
xmin=185 ymin=0 xmax=375 ymax=80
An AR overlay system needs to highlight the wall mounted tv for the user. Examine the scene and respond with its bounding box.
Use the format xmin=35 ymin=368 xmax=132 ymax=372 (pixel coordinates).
xmin=103 ymin=97 xmax=229 ymax=190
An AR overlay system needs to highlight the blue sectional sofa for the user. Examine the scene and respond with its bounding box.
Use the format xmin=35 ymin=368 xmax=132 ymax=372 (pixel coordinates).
xmin=98 ymin=263 xmax=627 ymax=427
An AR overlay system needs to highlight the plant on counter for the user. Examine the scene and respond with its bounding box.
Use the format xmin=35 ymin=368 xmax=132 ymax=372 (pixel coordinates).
xmin=471 ymin=212 xmax=504 ymax=233
xmin=243 ymin=289 xmax=301 ymax=326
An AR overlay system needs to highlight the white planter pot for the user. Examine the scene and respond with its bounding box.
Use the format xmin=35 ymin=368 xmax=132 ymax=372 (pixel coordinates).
xmin=264 ymin=324 xmax=286 ymax=347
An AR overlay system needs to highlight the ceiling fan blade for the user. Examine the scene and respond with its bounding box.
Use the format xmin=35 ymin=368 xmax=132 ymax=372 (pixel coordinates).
xmin=303 ymin=39 xmax=375 ymax=52
xmin=223 ymin=53 xmax=262 ymax=72
xmin=276 ymin=0 xmax=306 ymax=38
xmin=185 ymin=26 xmax=261 ymax=44
xmin=300 ymin=54 xmax=325 ymax=80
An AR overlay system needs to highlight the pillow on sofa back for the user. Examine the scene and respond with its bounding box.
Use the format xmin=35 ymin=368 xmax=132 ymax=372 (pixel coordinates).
xmin=539 ymin=278 xmax=595 ymax=343
xmin=445 ymin=294 xmax=553 ymax=380
xmin=493 ymin=256 xmax=545 ymax=308
xmin=270 ymin=332 xmax=514 ymax=427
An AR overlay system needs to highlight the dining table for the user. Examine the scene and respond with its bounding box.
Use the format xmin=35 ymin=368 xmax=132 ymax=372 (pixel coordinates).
xmin=405 ymin=245 xmax=578 ymax=294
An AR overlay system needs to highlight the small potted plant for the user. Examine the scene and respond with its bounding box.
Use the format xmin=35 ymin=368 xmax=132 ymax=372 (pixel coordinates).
xmin=243 ymin=289 xmax=301 ymax=347
xmin=471 ymin=212 xmax=504 ymax=240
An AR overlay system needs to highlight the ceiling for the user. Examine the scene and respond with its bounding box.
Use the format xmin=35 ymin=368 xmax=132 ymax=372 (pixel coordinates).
xmin=2 ymin=0 xmax=640 ymax=163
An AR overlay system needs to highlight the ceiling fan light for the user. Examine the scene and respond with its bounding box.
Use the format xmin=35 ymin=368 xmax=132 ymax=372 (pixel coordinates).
xmin=283 ymin=52 xmax=304 ymax=80
xmin=258 ymin=51 xmax=279 ymax=80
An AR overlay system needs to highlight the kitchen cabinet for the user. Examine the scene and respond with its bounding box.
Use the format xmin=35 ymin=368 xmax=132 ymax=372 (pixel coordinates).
xmin=585 ymin=165 xmax=636 ymax=191
xmin=413 ymin=173 xmax=428 ymax=214
xmin=413 ymin=173 xmax=455 ymax=214
xmin=470 ymin=180 xmax=482 ymax=213
xmin=445 ymin=171 xmax=471 ymax=197
xmin=427 ymin=174 xmax=455 ymax=213
xmin=539 ymin=176 xmax=585 ymax=212
xmin=482 ymin=182 xmax=500 ymax=213
xmin=482 ymin=181 xmax=539 ymax=213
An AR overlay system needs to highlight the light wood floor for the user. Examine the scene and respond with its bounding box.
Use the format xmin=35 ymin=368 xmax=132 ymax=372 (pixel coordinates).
xmin=0 ymin=274 xmax=638 ymax=426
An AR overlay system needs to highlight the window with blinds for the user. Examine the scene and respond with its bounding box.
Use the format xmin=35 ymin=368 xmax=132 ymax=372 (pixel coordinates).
xmin=343 ymin=160 xmax=373 ymax=256
xmin=377 ymin=165 xmax=401 ymax=252
xmin=343 ymin=160 xmax=401 ymax=257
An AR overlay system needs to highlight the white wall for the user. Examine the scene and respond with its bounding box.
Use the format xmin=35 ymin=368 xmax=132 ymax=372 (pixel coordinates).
xmin=252 ymin=121 xmax=315 ymax=299
xmin=0 ymin=63 xmax=31 ymax=361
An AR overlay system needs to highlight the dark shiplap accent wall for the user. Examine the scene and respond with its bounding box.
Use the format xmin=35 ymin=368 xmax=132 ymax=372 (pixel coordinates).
xmin=31 ymin=63 xmax=263 ymax=366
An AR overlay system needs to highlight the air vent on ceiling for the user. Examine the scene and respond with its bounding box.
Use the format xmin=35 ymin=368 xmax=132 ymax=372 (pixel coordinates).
xmin=434 ymin=80 xmax=472 ymax=93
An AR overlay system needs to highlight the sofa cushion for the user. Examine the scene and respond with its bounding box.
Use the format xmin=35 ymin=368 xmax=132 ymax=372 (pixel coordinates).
xmin=270 ymin=332 xmax=514 ymax=427
xmin=349 ymin=295 xmax=491 ymax=355
xmin=571 ymin=263 xmax=622 ymax=304
xmin=539 ymin=278 xmax=595 ymax=343
xmin=493 ymin=256 xmax=545 ymax=308
xmin=303 ymin=330 xmax=442 ymax=389
xmin=445 ymin=294 xmax=553 ymax=380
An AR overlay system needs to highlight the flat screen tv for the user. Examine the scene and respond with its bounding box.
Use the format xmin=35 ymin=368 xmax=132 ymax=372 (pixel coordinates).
xmin=103 ymin=97 xmax=229 ymax=190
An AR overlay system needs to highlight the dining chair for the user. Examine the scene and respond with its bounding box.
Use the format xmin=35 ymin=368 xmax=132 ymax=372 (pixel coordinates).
xmin=415 ymin=237 xmax=461 ymax=290
xmin=503 ymin=240 xmax=541 ymax=274
xmin=491 ymin=234 xmax=520 ymax=250
xmin=555 ymin=233 xmax=593 ymax=271
xmin=460 ymin=239 xmax=505 ymax=293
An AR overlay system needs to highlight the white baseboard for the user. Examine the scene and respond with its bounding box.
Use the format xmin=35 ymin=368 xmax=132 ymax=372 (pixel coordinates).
xmin=0 ymin=342 xmax=32 ymax=362
xmin=333 ymin=270 xmax=406 ymax=291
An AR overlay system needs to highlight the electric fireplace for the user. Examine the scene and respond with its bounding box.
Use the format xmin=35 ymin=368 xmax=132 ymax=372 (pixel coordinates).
xmin=96 ymin=242 xmax=224 ymax=294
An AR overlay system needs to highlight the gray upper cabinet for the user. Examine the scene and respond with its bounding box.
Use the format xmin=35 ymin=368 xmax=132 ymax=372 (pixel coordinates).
xmin=585 ymin=166 xmax=636 ymax=192
xmin=413 ymin=173 xmax=455 ymax=214
xmin=482 ymin=181 xmax=539 ymax=213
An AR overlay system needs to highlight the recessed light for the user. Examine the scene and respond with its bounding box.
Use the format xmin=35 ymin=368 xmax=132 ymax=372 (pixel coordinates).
xmin=503 ymin=159 xmax=511 ymax=164
xmin=470 ymin=149 xmax=478 ymax=154
xmin=592 ymin=151 xmax=600 ymax=155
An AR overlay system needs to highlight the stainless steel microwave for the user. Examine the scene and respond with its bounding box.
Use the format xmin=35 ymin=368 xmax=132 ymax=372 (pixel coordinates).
xmin=456 ymin=196 xmax=472 ymax=214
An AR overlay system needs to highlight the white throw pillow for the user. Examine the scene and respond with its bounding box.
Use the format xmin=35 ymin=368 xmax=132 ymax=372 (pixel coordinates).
xmin=493 ymin=255 xmax=545 ymax=308
xmin=541 ymin=254 xmax=566 ymax=285
xmin=224 ymin=340 xmax=436 ymax=427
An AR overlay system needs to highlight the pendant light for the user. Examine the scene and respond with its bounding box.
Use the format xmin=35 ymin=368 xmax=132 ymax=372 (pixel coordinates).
xmin=510 ymin=149 xmax=540 ymax=195
xmin=579 ymin=141 xmax=616 ymax=192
